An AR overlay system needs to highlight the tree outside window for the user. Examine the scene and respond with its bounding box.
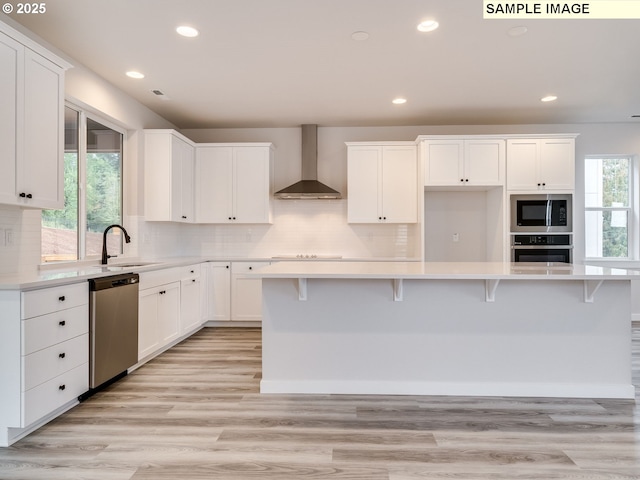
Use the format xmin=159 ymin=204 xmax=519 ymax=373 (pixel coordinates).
xmin=41 ymin=107 xmax=123 ymax=263
xmin=584 ymin=156 xmax=632 ymax=258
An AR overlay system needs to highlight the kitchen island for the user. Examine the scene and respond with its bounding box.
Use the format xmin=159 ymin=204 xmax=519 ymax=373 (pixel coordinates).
xmin=254 ymin=261 xmax=638 ymax=399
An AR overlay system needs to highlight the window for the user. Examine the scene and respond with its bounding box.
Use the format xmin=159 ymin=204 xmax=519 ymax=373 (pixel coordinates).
xmin=584 ymin=156 xmax=634 ymax=259
xmin=41 ymin=105 xmax=124 ymax=263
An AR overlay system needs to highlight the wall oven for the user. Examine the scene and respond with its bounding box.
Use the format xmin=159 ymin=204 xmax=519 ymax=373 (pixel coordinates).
xmin=510 ymin=194 xmax=572 ymax=233
xmin=511 ymin=235 xmax=573 ymax=263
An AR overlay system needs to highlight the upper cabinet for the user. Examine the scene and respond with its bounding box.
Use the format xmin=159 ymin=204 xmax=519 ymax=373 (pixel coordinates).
xmin=346 ymin=142 xmax=418 ymax=223
xmin=506 ymin=137 xmax=576 ymax=192
xmin=144 ymin=130 xmax=195 ymax=223
xmin=0 ymin=26 xmax=70 ymax=209
xmin=195 ymin=144 xmax=273 ymax=224
xmin=420 ymin=137 xmax=505 ymax=188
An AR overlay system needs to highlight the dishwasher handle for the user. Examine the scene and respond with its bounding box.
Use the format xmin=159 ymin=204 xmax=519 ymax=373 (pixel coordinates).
xmin=89 ymin=273 xmax=139 ymax=292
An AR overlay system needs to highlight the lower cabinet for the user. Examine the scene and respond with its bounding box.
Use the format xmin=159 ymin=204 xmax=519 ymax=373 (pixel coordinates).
xmin=204 ymin=261 xmax=268 ymax=322
xmin=137 ymin=264 xmax=204 ymax=362
xmin=231 ymin=262 xmax=269 ymax=321
xmin=138 ymin=281 xmax=180 ymax=361
xmin=0 ymin=282 xmax=89 ymax=447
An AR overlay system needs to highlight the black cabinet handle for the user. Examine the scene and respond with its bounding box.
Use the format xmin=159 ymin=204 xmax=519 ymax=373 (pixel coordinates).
xmin=192 ymin=279 xmax=196 ymax=283
xmin=226 ymin=265 xmax=229 ymax=269
xmin=59 ymin=385 xmax=66 ymax=391
xmin=59 ymin=353 xmax=66 ymax=359
xmin=59 ymin=320 xmax=66 ymax=326
xmin=249 ymin=266 xmax=252 ymax=270
xmin=58 ymin=296 xmax=65 ymax=302
xmin=465 ymin=179 xmax=469 ymax=182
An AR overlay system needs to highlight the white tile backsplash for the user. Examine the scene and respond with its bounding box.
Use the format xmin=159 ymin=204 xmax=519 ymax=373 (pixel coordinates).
xmin=132 ymin=199 xmax=420 ymax=260
xmin=0 ymin=206 xmax=42 ymax=275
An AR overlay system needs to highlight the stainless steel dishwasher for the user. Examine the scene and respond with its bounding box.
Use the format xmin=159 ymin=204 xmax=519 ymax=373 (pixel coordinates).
xmin=88 ymin=273 xmax=139 ymax=391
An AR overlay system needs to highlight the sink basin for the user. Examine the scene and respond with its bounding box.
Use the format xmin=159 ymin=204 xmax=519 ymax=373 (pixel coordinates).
xmin=102 ymin=262 xmax=159 ymax=271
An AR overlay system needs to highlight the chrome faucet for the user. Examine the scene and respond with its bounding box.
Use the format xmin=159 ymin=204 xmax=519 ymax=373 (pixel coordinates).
xmin=101 ymin=224 xmax=131 ymax=264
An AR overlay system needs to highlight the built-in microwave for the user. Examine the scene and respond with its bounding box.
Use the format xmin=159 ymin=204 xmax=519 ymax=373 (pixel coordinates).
xmin=510 ymin=194 xmax=572 ymax=233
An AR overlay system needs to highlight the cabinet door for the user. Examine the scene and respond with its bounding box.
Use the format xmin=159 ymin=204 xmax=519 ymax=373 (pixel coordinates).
xmin=233 ymin=147 xmax=272 ymax=223
xmin=138 ymin=288 xmax=160 ymax=360
xmin=347 ymin=145 xmax=382 ymax=223
xmin=381 ymin=145 xmax=417 ymax=222
xmin=208 ymin=262 xmax=231 ymax=321
xmin=19 ymin=49 xmax=64 ymax=209
xmin=180 ymin=277 xmax=201 ymax=334
xmin=172 ymin=136 xmax=194 ymax=222
xmin=195 ymin=146 xmax=233 ymax=223
xmin=0 ymin=33 xmax=20 ymax=205
xmin=158 ymin=282 xmax=180 ymax=345
xmin=423 ymin=140 xmax=464 ymax=186
xmin=539 ymin=138 xmax=575 ymax=191
xmin=465 ymin=139 xmax=505 ymax=186
xmin=506 ymin=139 xmax=539 ymax=191
xmin=231 ymin=262 xmax=267 ymax=321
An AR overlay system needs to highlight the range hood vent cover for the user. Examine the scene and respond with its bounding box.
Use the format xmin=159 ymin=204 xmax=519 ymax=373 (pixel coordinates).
xmin=275 ymin=125 xmax=341 ymax=199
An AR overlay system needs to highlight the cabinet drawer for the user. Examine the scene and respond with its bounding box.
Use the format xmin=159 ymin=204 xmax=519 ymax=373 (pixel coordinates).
xmin=23 ymin=363 xmax=88 ymax=427
xmin=231 ymin=261 xmax=270 ymax=275
xmin=181 ymin=264 xmax=201 ymax=279
xmin=21 ymin=282 xmax=88 ymax=319
xmin=22 ymin=304 xmax=88 ymax=355
xmin=23 ymin=334 xmax=88 ymax=391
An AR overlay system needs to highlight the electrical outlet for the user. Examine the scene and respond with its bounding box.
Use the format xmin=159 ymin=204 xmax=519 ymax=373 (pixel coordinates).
xmin=452 ymin=233 xmax=459 ymax=243
xmin=5 ymin=228 xmax=14 ymax=247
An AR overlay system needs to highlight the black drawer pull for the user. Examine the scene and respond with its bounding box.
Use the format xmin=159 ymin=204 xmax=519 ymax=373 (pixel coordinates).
xmin=59 ymin=320 xmax=66 ymax=326
xmin=58 ymin=296 xmax=66 ymax=302
xmin=192 ymin=279 xmax=196 ymax=283
xmin=59 ymin=353 xmax=66 ymax=359
xmin=59 ymin=385 xmax=66 ymax=391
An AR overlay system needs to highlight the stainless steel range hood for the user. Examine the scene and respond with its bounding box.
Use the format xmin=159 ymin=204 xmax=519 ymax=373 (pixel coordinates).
xmin=274 ymin=125 xmax=341 ymax=199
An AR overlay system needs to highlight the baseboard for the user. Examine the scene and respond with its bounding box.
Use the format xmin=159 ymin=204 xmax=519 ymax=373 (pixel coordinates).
xmin=260 ymin=379 xmax=636 ymax=399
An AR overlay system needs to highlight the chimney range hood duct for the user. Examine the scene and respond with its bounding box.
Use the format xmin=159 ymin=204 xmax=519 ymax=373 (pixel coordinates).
xmin=274 ymin=125 xmax=341 ymax=199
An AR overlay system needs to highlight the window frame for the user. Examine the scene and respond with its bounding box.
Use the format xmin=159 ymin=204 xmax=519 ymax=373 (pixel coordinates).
xmin=584 ymin=154 xmax=637 ymax=261
xmin=41 ymin=102 xmax=126 ymax=264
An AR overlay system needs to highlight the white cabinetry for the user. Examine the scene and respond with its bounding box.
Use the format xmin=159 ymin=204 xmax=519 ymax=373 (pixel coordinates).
xmin=179 ymin=264 xmax=202 ymax=334
xmin=346 ymin=142 xmax=418 ymax=223
xmin=0 ymin=282 xmax=88 ymax=447
xmin=138 ymin=268 xmax=182 ymax=361
xmin=202 ymin=261 xmax=267 ymax=322
xmin=506 ymin=137 xmax=576 ymax=192
xmin=231 ymin=262 xmax=269 ymax=321
xmin=205 ymin=262 xmax=231 ymax=321
xmin=0 ymin=25 xmax=70 ymax=209
xmin=195 ymin=144 xmax=274 ymax=224
xmin=421 ymin=137 xmax=505 ymax=187
xmin=144 ymin=130 xmax=195 ymax=222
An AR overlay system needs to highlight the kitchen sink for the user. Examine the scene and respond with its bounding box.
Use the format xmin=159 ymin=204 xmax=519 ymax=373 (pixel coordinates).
xmin=102 ymin=262 xmax=160 ymax=271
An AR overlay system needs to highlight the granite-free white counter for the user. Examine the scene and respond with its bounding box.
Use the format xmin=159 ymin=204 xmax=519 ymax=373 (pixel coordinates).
xmin=253 ymin=260 xmax=639 ymax=280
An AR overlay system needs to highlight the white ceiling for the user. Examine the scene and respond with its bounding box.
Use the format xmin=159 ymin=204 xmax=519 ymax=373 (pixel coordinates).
xmin=9 ymin=0 xmax=640 ymax=128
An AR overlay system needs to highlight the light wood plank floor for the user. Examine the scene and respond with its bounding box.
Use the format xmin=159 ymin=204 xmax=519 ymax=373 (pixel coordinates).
xmin=2 ymin=326 xmax=640 ymax=479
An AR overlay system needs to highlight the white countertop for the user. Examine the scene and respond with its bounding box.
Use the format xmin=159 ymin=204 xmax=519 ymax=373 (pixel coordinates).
xmin=252 ymin=261 xmax=640 ymax=280
xmin=0 ymin=257 xmax=209 ymax=290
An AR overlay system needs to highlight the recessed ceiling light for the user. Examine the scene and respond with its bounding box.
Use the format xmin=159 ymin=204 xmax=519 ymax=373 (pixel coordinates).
xmin=541 ymin=95 xmax=558 ymax=102
xmin=508 ymin=26 xmax=528 ymax=37
xmin=417 ymin=20 xmax=439 ymax=32
xmin=392 ymin=98 xmax=407 ymax=105
xmin=126 ymin=71 xmax=145 ymax=79
xmin=176 ymin=25 xmax=199 ymax=37
xmin=351 ymin=31 xmax=370 ymax=41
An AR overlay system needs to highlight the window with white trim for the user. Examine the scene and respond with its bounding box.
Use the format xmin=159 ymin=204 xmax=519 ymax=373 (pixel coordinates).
xmin=41 ymin=104 xmax=124 ymax=263
xmin=584 ymin=155 xmax=634 ymax=259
